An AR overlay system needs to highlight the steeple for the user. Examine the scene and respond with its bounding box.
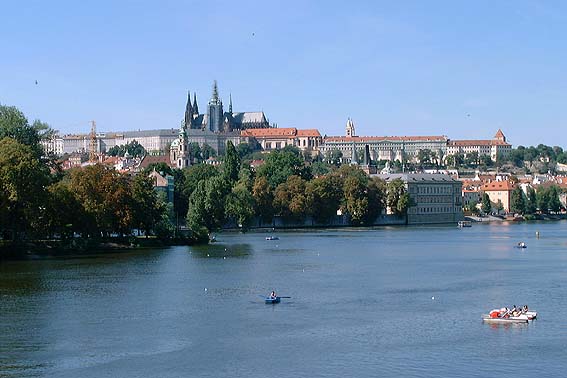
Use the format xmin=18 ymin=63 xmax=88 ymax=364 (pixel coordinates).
xmin=192 ymin=92 xmax=199 ymax=115
xmin=184 ymin=90 xmax=193 ymax=128
xmin=346 ymin=118 xmax=356 ymax=137
xmin=211 ymin=80 xmax=220 ymax=103
xmin=229 ymin=93 xmax=233 ymax=113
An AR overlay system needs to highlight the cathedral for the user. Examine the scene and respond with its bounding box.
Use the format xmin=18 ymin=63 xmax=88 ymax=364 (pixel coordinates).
xmin=170 ymin=81 xmax=271 ymax=168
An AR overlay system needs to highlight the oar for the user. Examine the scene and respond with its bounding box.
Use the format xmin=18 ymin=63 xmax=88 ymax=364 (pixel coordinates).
xmin=278 ymin=296 xmax=291 ymax=299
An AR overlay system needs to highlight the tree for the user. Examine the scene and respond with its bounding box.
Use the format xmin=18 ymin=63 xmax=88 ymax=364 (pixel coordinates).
xmin=537 ymin=187 xmax=550 ymax=214
xmin=495 ymin=199 xmax=504 ymax=214
xmin=273 ymin=175 xmax=308 ymax=219
xmin=131 ymin=173 xmax=164 ymax=236
xmin=183 ymin=164 xmax=219 ymax=200
xmin=0 ymin=105 xmax=54 ymax=159
xmin=252 ymin=176 xmax=274 ymax=222
xmin=43 ymin=180 xmax=84 ymax=239
xmin=201 ymin=144 xmax=217 ymax=160
xmin=481 ymin=193 xmax=492 ymax=214
xmin=342 ymin=175 xmax=369 ymax=225
xmin=548 ymin=185 xmax=562 ymax=213
xmin=225 ymin=182 xmax=255 ymax=231
xmin=256 ymin=149 xmax=311 ymax=188
xmin=510 ymin=187 xmax=526 ymax=214
xmin=526 ymin=186 xmax=537 ymax=214
xmin=0 ymin=137 xmax=50 ymax=239
xmin=325 ymin=149 xmax=343 ymax=167
xmin=386 ymin=179 xmax=410 ymax=215
xmin=237 ymin=142 xmax=254 ymax=158
xmin=187 ymin=176 xmax=231 ymax=235
xmin=223 ymin=140 xmax=240 ymax=182
xmin=306 ymin=175 xmax=343 ymax=223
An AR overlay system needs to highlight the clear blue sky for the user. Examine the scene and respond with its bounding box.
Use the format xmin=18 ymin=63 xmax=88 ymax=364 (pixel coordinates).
xmin=1 ymin=0 xmax=566 ymax=147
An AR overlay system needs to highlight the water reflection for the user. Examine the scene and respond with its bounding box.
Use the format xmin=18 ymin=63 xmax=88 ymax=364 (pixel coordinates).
xmin=189 ymin=243 xmax=253 ymax=258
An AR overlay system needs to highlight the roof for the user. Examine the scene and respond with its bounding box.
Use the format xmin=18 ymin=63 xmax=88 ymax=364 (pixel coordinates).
xmin=374 ymin=173 xmax=461 ymax=183
xmin=297 ymin=129 xmax=321 ymax=137
xmin=241 ymin=127 xmax=297 ymax=137
xmin=448 ymin=139 xmax=511 ymax=147
xmin=324 ymin=136 xmax=448 ymax=143
xmin=139 ymin=154 xmax=171 ymax=169
xmin=494 ymin=129 xmax=505 ymax=139
xmin=148 ymin=170 xmax=169 ymax=187
xmin=482 ymin=181 xmax=516 ymax=191
xmin=231 ymin=112 xmax=267 ymax=124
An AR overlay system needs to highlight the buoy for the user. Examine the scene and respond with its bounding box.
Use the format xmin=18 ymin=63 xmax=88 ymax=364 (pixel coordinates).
xmin=223 ymin=256 xmax=226 ymax=260
xmin=204 ymin=288 xmax=207 ymax=292
xmin=207 ymin=254 xmax=209 ymax=257
xmin=431 ymin=296 xmax=435 ymax=300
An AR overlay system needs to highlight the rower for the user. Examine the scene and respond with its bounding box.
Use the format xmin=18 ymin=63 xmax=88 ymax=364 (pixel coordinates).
xmin=270 ymin=291 xmax=277 ymax=299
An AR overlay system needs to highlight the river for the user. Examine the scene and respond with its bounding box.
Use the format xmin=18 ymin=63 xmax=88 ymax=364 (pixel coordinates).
xmin=1 ymin=221 xmax=567 ymax=377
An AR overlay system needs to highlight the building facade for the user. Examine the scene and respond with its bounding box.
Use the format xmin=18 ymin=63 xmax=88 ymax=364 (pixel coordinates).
xmin=375 ymin=173 xmax=464 ymax=224
xmin=447 ymin=129 xmax=512 ymax=162
xmin=240 ymin=127 xmax=322 ymax=152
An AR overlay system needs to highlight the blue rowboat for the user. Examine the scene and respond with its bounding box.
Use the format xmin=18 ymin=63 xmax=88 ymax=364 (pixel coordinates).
xmin=265 ymin=296 xmax=281 ymax=304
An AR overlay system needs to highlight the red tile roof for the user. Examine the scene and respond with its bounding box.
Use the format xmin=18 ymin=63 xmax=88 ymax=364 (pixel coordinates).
xmin=297 ymin=129 xmax=321 ymax=137
xmin=323 ymin=136 xmax=447 ymax=143
xmin=482 ymin=181 xmax=516 ymax=191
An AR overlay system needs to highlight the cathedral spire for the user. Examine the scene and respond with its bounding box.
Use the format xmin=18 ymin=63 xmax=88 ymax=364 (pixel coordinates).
xmin=211 ymin=80 xmax=219 ymax=102
xmin=229 ymin=93 xmax=233 ymax=113
xmin=193 ymin=92 xmax=199 ymax=115
xmin=184 ymin=90 xmax=193 ymax=128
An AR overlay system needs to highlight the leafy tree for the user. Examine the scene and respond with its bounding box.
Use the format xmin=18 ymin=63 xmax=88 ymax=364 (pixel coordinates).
xmin=481 ymin=193 xmax=492 ymax=214
xmin=107 ymin=140 xmax=146 ymax=157
xmin=225 ymin=182 xmax=255 ymax=231
xmin=0 ymin=137 xmax=50 ymax=239
xmin=187 ymin=176 xmax=231 ymax=234
xmin=189 ymin=142 xmax=202 ymax=162
xmin=495 ymin=199 xmax=504 ymax=214
xmin=537 ymin=187 xmax=550 ymax=214
xmin=237 ymin=142 xmax=254 ymax=158
xmin=306 ymin=175 xmax=343 ymax=223
xmin=386 ymin=178 xmax=410 ymax=215
xmin=131 ymin=173 xmax=165 ymax=236
xmin=273 ymin=175 xmax=308 ymax=219
xmin=143 ymin=162 xmax=173 ymax=176
xmin=510 ymin=187 xmax=526 ymax=214
xmin=526 ymin=186 xmax=537 ymax=214
xmin=183 ymin=164 xmax=219 ymax=200
xmin=256 ymin=149 xmax=311 ymax=188
xmin=252 ymin=176 xmax=274 ymax=222
xmin=548 ymin=185 xmax=562 ymax=213
xmin=311 ymin=161 xmax=331 ymax=177
xmin=325 ymin=148 xmax=343 ymax=167
xmin=201 ymin=143 xmax=217 ymax=159
xmin=43 ymin=180 xmax=84 ymax=239
xmin=0 ymin=105 xmax=53 ymax=159
xmin=342 ymin=175 xmax=369 ymax=225
xmin=223 ymin=140 xmax=240 ymax=182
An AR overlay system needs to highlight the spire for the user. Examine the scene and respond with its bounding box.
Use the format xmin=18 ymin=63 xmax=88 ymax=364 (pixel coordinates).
xmin=193 ymin=92 xmax=199 ymax=115
xmin=229 ymin=93 xmax=233 ymax=113
xmin=211 ymin=80 xmax=219 ymax=102
xmin=184 ymin=90 xmax=193 ymax=128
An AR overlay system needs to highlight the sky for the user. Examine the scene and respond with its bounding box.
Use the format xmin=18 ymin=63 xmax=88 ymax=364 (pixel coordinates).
xmin=1 ymin=0 xmax=566 ymax=147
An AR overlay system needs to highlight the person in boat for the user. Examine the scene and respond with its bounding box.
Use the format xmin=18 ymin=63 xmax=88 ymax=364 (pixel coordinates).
xmin=270 ymin=291 xmax=277 ymax=299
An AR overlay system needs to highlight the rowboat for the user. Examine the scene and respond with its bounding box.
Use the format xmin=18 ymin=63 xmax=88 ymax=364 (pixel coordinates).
xmin=516 ymin=242 xmax=527 ymax=248
xmin=266 ymin=236 xmax=279 ymax=241
xmin=265 ymin=296 xmax=281 ymax=304
xmin=457 ymin=220 xmax=472 ymax=228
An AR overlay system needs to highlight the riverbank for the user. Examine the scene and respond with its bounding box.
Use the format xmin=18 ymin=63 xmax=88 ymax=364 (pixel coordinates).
xmin=0 ymin=236 xmax=194 ymax=261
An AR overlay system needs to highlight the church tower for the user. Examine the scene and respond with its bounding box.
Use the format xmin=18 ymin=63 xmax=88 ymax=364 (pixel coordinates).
xmin=192 ymin=92 xmax=199 ymax=117
xmin=346 ymin=118 xmax=356 ymax=137
xmin=207 ymin=80 xmax=223 ymax=132
xmin=175 ymin=91 xmax=192 ymax=168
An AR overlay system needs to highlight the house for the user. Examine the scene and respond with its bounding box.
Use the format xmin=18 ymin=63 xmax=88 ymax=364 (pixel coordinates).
xmin=481 ymin=180 xmax=516 ymax=213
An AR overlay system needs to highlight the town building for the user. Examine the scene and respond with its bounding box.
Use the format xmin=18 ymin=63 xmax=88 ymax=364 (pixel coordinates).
xmin=447 ymin=129 xmax=512 ymax=162
xmin=481 ymin=180 xmax=515 ymax=213
xmin=240 ymin=127 xmax=322 ymax=153
xmin=319 ymin=119 xmax=448 ymax=164
xmin=375 ymin=173 xmax=464 ymax=224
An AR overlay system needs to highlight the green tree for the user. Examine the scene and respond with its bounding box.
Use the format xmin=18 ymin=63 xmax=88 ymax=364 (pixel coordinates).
xmin=252 ymin=176 xmax=274 ymax=222
xmin=187 ymin=176 xmax=231 ymax=235
xmin=306 ymin=175 xmax=343 ymax=223
xmin=201 ymin=143 xmax=217 ymax=160
xmin=223 ymin=140 xmax=241 ymax=182
xmin=548 ymin=185 xmax=562 ymax=213
xmin=131 ymin=173 xmax=165 ymax=236
xmin=342 ymin=175 xmax=369 ymax=225
xmin=183 ymin=164 xmax=219 ymax=200
xmin=510 ymin=187 xmax=526 ymax=214
xmin=43 ymin=180 xmax=84 ymax=239
xmin=0 ymin=105 xmax=54 ymax=159
xmin=526 ymin=186 xmax=537 ymax=214
xmin=256 ymin=149 xmax=311 ymax=188
xmin=481 ymin=193 xmax=492 ymax=214
xmin=273 ymin=175 xmax=308 ymax=219
xmin=325 ymin=149 xmax=343 ymax=167
xmin=537 ymin=187 xmax=550 ymax=214
xmin=225 ymin=182 xmax=255 ymax=231
xmin=495 ymin=199 xmax=504 ymax=214
xmin=0 ymin=137 xmax=50 ymax=239
xmin=386 ymin=178 xmax=411 ymax=215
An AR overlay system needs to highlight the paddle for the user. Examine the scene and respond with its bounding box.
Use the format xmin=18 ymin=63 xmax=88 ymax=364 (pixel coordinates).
xmin=278 ymin=296 xmax=291 ymax=298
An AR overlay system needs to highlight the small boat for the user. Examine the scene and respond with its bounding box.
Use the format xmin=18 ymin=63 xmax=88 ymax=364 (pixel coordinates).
xmin=516 ymin=242 xmax=527 ymax=248
xmin=458 ymin=220 xmax=472 ymax=228
xmin=265 ymin=296 xmax=281 ymax=304
xmin=482 ymin=314 xmax=529 ymax=324
xmin=266 ymin=236 xmax=279 ymax=241
xmin=482 ymin=307 xmax=537 ymax=323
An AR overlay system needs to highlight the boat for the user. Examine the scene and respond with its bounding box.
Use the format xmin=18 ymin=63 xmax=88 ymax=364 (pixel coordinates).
xmin=265 ymin=296 xmax=281 ymax=304
xmin=266 ymin=236 xmax=279 ymax=241
xmin=482 ymin=314 xmax=529 ymax=324
xmin=516 ymin=242 xmax=527 ymax=248
xmin=482 ymin=307 xmax=537 ymax=323
xmin=457 ymin=220 xmax=472 ymax=228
